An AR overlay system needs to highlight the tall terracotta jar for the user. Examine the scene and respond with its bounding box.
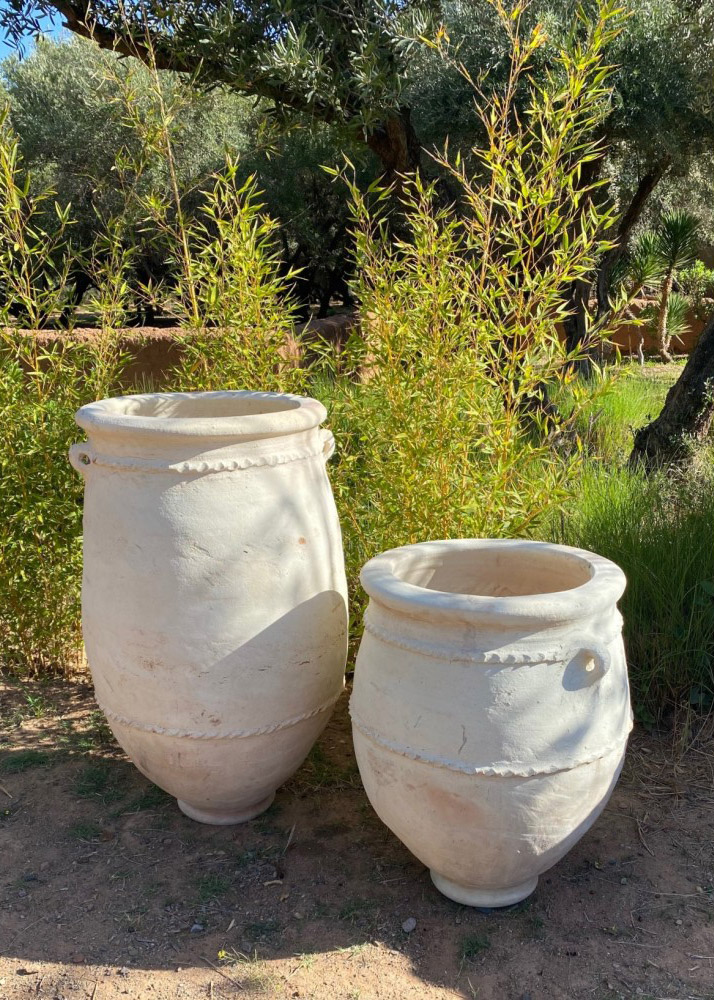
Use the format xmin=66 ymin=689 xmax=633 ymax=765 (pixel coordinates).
xmin=70 ymin=390 xmax=348 ymax=824
xmin=351 ymin=539 xmax=631 ymax=907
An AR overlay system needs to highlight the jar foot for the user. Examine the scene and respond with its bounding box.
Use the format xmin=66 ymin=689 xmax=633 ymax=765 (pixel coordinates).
xmin=177 ymin=792 xmax=275 ymax=825
xmin=430 ymin=871 xmax=538 ymax=908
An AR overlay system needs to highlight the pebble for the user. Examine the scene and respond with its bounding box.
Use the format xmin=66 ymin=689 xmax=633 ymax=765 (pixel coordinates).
xmin=675 ymin=919 xmax=683 ymax=926
xmin=190 ymin=923 xmax=204 ymax=933
xmin=401 ymin=917 xmax=417 ymax=933
xmin=620 ymin=877 xmax=628 ymax=885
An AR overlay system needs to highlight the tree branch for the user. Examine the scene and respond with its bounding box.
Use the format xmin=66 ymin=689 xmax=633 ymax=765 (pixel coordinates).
xmin=44 ymin=0 xmax=341 ymax=123
xmin=596 ymin=153 xmax=672 ymax=318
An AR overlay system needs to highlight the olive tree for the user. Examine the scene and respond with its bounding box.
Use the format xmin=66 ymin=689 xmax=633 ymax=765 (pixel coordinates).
xmin=2 ymin=35 xmax=369 ymax=316
xmin=4 ymin=0 xmax=714 ymax=336
xmin=1 ymin=0 xmax=437 ymax=181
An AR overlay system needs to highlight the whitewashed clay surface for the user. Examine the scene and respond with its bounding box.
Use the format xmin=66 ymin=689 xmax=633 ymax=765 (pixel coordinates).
xmin=351 ymin=539 xmax=632 ymax=907
xmin=70 ymin=390 xmax=348 ymax=824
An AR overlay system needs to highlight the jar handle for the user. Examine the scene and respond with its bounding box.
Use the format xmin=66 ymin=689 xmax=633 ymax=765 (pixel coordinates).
xmin=320 ymin=429 xmax=336 ymax=462
xmin=572 ymin=638 xmax=611 ymax=681
xmin=69 ymin=442 xmax=94 ymax=476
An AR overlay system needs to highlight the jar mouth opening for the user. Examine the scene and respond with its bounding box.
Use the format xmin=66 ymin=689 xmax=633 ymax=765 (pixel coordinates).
xmin=75 ymin=390 xmax=326 ymax=440
xmin=361 ymin=540 xmax=626 ymax=626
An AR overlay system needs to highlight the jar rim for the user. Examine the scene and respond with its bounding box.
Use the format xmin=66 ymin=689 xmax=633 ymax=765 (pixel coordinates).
xmin=360 ymin=539 xmax=626 ymax=627
xmin=75 ymin=390 xmax=326 ymax=442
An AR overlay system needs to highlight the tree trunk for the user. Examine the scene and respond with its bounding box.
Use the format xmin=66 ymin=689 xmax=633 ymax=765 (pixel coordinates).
xmin=366 ymin=107 xmax=422 ymax=186
xmin=629 ymin=310 xmax=714 ymax=469
xmin=596 ymin=155 xmax=672 ymax=320
xmin=561 ymin=157 xmax=604 ymax=365
xmin=563 ymin=278 xmax=592 ymax=353
xmin=656 ymin=271 xmax=674 ymax=362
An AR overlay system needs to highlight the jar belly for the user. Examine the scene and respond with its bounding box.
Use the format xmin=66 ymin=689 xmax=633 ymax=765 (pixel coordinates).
xmin=351 ymin=630 xmax=632 ymax=777
xmin=82 ymin=459 xmax=347 ymax=731
xmin=109 ymin=704 xmax=336 ymax=822
xmin=354 ymin=729 xmax=626 ymax=889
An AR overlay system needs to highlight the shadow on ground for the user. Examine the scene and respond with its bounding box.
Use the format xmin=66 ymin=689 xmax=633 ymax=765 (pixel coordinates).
xmin=0 ymin=678 xmax=713 ymax=1000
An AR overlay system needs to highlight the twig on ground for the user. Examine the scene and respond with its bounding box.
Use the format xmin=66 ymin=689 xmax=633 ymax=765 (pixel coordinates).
xmin=283 ymin=822 xmax=296 ymax=854
xmin=637 ymin=815 xmax=655 ymax=856
xmin=200 ymin=956 xmax=243 ymax=991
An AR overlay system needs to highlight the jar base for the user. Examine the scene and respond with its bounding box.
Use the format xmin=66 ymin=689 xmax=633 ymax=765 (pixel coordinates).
xmin=430 ymin=870 xmax=538 ymax=908
xmin=177 ymin=792 xmax=275 ymax=826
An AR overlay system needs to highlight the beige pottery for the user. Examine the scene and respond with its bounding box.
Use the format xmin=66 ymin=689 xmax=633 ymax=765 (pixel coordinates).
xmin=70 ymin=390 xmax=348 ymax=824
xmin=351 ymin=539 xmax=631 ymax=907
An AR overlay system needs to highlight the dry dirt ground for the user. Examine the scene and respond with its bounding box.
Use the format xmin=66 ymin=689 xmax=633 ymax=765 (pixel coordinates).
xmin=0 ymin=679 xmax=713 ymax=1000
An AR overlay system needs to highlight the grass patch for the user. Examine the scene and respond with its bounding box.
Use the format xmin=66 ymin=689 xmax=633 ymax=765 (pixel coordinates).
xmin=0 ymin=749 xmax=52 ymax=773
xmin=217 ymin=948 xmax=277 ymax=992
xmin=68 ymin=821 xmax=102 ymax=840
xmin=120 ymin=783 xmax=173 ymax=813
xmin=560 ymin=368 xmax=672 ymax=465
xmin=253 ymin=800 xmax=283 ymax=835
xmin=58 ymin=711 xmax=116 ymax=754
xmin=197 ymin=874 xmax=231 ymax=901
xmin=244 ymin=919 xmax=280 ymax=939
xmin=460 ymin=934 xmax=491 ymax=961
xmin=74 ymin=760 xmax=129 ymax=803
xmin=293 ymin=743 xmax=359 ymax=792
xmin=338 ymin=898 xmax=379 ymax=923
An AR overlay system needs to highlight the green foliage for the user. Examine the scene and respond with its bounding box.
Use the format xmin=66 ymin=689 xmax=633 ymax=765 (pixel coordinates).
xmin=0 ymin=104 xmax=73 ymax=326
xmin=74 ymin=760 xmax=128 ymax=802
xmin=326 ymin=0 xmax=624 ymax=616
xmin=663 ymin=291 xmax=691 ymax=345
xmin=0 ymin=111 xmax=128 ymax=673
xmin=1 ymin=36 xmax=254 ymax=253
xmin=616 ymin=231 xmax=665 ymax=298
xmin=654 ymin=211 xmax=700 ymax=275
xmin=565 ymin=370 xmax=671 ymax=463
xmin=1 ymin=36 xmax=363 ymax=318
xmin=0 ymin=340 xmax=84 ymax=671
xmin=166 ymin=161 xmax=309 ymax=395
xmin=0 ymin=69 xmax=308 ymax=674
xmin=0 ymin=748 xmax=51 ymax=772
xmin=2 ymin=1 xmax=436 ymax=134
xmin=553 ymin=368 xmax=714 ymax=718
xmin=678 ymin=259 xmax=714 ymax=319
xmin=554 ymin=461 xmax=714 ymax=717
xmin=460 ymin=934 xmax=491 ymax=960
xmin=651 ymin=211 xmax=700 ymax=358
xmin=197 ymin=874 xmax=231 ymax=900
xmin=622 ymin=211 xmax=701 ymax=358
xmin=244 ymin=124 xmax=369 ymax=316
xmin=413 ymin=1 xmax=714 ymax=172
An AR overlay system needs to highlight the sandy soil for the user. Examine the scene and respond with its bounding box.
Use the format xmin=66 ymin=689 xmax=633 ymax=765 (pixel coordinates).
xmin=0 ymin=679 xmax=713 ymax=1000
